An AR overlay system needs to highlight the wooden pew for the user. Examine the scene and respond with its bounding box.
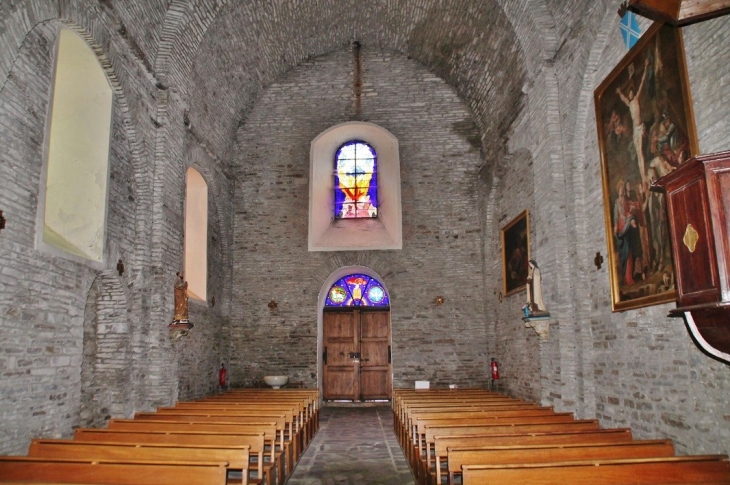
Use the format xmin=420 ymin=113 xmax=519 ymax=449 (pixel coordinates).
xmin=27 ymin=439 xmax=250 ymax=485
xmin=147 ymin=408 xmax=297 ymax=474
xmin=197 ymin=395 xmax=313 ymax=436
xmin=446 ymin=440 xmax=675 ymax=485
xmin=393 ymin=391 xmax=552 ymax=479
xmin=400 ymin=403 xmax=545 ymax=447
xmin=460 ymin=455 xmax=730 ymax=484
xmin=0 ymin=456 xmax=227 ymax=485
xmin=211 ymin=389 xmax=319 ymax=428
xmin=418 ymin=420 xmax=602 ymax=484
xmin=397 ymin=397 xmax=529 ymax=429
xmin=411 ymin=412 xmax=576 ymax=467
xmin=132 ymin=413 xmax=291 ymax=479
xmin=433 ymin=428 xmax=635 ymax=462
xmin=395 ymin=395 xmax=536 ymax=445
xmin=189 ymin=389 xmax=317 ymax=473
xmin=431 ymin=426 xmax=636 ymax=481
xmin=104 ymin=420 xmax=280 ymax=485
xmin=74 ymin=429 xmax=270 ymax=485
xmin=400 ymin=403 xmax=545 ymax=465
xmin=167 ymin=403 xmax=305 ymax=458
xmin=393 ymin=389 xmax=510 ymax=414
xmin=202 ymin=399 xmax=313 ymax=449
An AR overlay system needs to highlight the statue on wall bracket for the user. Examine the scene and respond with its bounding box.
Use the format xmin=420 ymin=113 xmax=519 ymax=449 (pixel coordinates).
xmin=524 ymin=260 xmax=549 ymax=318
xmin=173 ymin=272 xmax=190 ymax=323
xmin=523 ymin=260 xmax=551 ymax=341
xmin=169 ymin=271 xmax=193 ymax=339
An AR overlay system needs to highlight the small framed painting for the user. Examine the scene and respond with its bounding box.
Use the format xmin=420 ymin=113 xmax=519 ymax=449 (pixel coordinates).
xmin=501 ymin=210 xmax=530 ymax=297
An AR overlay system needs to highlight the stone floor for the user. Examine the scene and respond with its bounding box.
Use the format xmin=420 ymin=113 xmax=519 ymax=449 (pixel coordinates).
xmin=286 ymin=405 xmax=415 ymax=485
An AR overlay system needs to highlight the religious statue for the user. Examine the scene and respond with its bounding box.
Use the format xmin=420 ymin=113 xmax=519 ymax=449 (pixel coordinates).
xmin=173 ymin=272 xmax=189 ymax=323
xmin=524 ymin=260 xmax=549 ymax=317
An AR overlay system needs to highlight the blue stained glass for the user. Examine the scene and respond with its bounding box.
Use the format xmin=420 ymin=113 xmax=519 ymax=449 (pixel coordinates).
xmin=334 ymin=141 xmax=378 ymax=219
xmin=325 ymin=274 xmax=390 ymax=307
xmin=620 ymin=12 xmax=641 ymax=50
xmin=368 ymin=286 xmax=385 ymax=303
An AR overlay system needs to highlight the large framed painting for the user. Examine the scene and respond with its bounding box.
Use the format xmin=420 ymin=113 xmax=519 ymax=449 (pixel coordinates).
xmin=501 ymin=210 xmax=530 ymax=297
xmin=594 ymin=22 xmax=698 ymax=312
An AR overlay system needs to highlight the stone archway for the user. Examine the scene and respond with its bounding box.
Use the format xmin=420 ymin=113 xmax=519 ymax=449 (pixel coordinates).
xmin=79 ymin=272 xmax=132 ymax=428
xmin=317 ymin=266 xmax=393 ymax=401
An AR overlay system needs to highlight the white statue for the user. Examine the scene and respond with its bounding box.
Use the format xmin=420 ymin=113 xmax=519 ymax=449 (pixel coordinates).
xmin=526 ymin=260 xmax=548 ymax=316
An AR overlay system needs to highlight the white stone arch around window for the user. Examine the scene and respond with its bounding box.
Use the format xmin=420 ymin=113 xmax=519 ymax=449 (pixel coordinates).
xmin=185 ymin=167 xmax=208 ymax=301
xmin=36 ymin=28 xmax=113 ymax=268
xmin=309 ymin=122 xmax=402 ymax=251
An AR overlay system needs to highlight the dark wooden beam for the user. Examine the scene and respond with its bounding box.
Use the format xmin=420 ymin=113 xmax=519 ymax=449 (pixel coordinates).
xmin=629 ymin=0 xmax=730 ymax=25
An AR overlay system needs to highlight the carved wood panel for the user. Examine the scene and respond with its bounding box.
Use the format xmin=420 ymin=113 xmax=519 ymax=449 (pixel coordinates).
xmin=322 ymin=309 xmax=391 ymax=401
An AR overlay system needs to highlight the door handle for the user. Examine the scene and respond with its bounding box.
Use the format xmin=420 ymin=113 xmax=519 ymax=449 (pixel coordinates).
xmin=361 ymin=358 xmax=370 ymax=362
xmin=323 ymin=347 xmax=327 ymax=365
xmin=388 ymin=346 xmax=391 ymax=364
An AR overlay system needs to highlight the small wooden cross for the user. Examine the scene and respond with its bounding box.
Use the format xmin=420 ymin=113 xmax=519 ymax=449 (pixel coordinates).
xmin=594 ymin=252 xmax=604 ymax=270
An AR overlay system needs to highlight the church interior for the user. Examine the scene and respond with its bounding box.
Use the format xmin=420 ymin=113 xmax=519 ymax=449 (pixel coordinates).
xmin=1 ymin=0 xmax=729 ymax=478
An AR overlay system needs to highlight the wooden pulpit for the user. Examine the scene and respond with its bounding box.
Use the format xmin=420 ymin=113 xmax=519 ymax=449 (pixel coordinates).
xmin=652 ymin=151 xmax=730 ymax=363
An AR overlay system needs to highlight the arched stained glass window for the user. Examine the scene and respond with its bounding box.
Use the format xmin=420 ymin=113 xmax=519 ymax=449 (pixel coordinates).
xmin=334 ymin=141 xmax=378 ymax=219
xmin=325 ymin=274 xmax=389 ymax=307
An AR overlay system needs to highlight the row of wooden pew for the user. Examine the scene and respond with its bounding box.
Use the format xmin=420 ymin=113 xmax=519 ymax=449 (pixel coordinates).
xmin=393 ymin=388 xmax=730 ymax=484
xmin=0 ymin=388 xmax=319 ymax=485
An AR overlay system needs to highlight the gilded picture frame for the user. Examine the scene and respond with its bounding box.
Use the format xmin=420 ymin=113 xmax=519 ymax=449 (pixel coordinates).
xmin=594 ymin=22 xmax=698 ymax=312
xmin=501 ymin=210 xmax=530 ymax=297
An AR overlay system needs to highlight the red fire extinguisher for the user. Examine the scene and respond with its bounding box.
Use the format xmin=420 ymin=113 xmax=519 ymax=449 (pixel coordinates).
xmin=218 ymin=364 xmax=227 ymax=388
xmin=490 ymin=358 xmax=500 ymax=380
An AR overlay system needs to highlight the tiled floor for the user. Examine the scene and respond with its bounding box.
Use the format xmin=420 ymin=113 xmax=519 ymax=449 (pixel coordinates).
xmin=286 ymin=405 xmax=415 ymax=485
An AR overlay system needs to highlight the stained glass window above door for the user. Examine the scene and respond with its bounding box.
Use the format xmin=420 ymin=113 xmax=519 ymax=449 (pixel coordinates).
xmin=325 ymin=274 xmax=389 ymax=307
xmin=334 ymin=141 xmax=378 ymax=219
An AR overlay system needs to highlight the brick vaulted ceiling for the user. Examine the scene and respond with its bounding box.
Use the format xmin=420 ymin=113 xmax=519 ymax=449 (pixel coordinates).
xmin=185 ymin=0 xmax=530 ymax=164
xmin=0 ymin=0 xmax=569 ymax=167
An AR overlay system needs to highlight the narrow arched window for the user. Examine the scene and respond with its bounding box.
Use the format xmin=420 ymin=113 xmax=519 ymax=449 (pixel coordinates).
xmin=184 ymin=168 xmax=207 ymax=301
xmin=334 ymin=141 xmax=378 ymax=219
xmin=325 ymin=274 xmax=389 ymax=307
xmin=41 ymin=29 xmax=113 ymax=262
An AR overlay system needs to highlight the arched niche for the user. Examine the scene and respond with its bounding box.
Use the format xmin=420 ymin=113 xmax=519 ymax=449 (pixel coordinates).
xmin=79 ymin=272 xmax=132 ymax=428
xmin=37 ymin=28 xmax=113 ymax=266
xmin=309 ymin=122 xmax=402 ymax=251
xmin=316 ymin=265 xmax=393 ymax=397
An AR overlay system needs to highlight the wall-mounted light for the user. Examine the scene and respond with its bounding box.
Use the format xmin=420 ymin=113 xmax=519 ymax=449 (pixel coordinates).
xmin=268 ymin=300 xmax=278 ymax=310
xmin=116 ymin=259 xmax=125 ymax=276
xmin=594 ymin=251 xmax=604 ymax=270
xmin=0 ymin=210 xmax=6 ymax=234
xmin=434 ymin=296 xmax=445 ymax=306
xmin=211 ymin=296 xmax=216 ymax=307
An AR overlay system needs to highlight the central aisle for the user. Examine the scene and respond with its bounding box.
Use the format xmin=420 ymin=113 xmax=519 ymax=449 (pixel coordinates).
xmin=286 ymin=405 xmax=415 ymax=485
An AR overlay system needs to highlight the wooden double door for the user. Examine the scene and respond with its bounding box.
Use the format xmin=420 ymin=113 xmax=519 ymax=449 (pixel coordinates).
xmin=322 ymin=309 xmax=392 ymax=401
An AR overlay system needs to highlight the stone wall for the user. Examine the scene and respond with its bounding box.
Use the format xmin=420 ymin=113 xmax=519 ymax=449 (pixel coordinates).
xmin=231 ymin=47 xmax=489 ymax=389
xmin=0 ymin=14 xmax=230 ymax=454
xmin=480 ymin=1 xmax=730 ymax=457
xmin=482 ymin=148 xmax=541 ymax=402
xmin=555 ymin=8 xmax=730 ymax=455
xmin=0 ymin=0 xmax=728 ymax=461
